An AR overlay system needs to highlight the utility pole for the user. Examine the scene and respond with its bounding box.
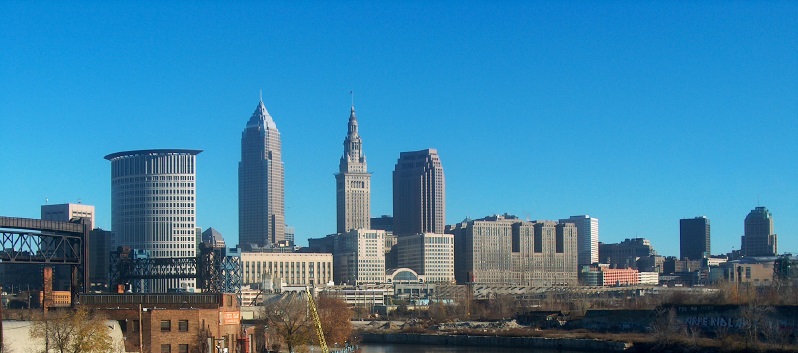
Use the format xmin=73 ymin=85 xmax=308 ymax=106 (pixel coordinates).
xmin=1 ymin=285 xmax=4 ymax=353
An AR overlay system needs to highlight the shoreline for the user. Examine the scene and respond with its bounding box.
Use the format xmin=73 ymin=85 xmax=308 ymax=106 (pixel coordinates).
xmin=359 ymin=332 xmax=633 ymax=352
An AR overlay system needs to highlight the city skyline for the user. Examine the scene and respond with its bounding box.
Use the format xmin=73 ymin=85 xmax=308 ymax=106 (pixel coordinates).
xmin=1 ymin=2 xmax=796 ymax=257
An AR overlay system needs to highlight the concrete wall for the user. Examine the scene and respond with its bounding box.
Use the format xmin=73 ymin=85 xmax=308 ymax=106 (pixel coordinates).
xmin=3 ymin=320 xmax=125 ymax=353
xmin=360 ymin=333 xmax=632 ymax=351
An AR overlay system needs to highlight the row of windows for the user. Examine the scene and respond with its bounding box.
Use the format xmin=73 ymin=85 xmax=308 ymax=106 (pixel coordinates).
xmin=160 ymin=319 xmax=189 ymax=332
xmin=160 ymin=344 xmax=189 ymax=353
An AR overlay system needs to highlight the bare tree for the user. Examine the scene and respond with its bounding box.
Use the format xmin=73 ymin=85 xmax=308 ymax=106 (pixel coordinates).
xmin=262 ymin=293 xmax=313 ymax=353
xmin=315 ymin=295 xmax=353 ymax=347
xmin=739 ymin=302 xmax=773 ymax=350
xmin=649 ymin=307 xmax=684 ymax=348
xmin=29 ymin=306 xmax=114 ymax=353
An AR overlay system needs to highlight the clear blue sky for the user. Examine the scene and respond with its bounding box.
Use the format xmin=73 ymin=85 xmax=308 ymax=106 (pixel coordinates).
xmin=2 ymin=1 xmax=796 ymax=258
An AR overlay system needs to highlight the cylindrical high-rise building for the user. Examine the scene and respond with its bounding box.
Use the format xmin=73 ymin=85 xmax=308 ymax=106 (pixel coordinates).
xmin=105 ymin=149 xmax=202 ymax=292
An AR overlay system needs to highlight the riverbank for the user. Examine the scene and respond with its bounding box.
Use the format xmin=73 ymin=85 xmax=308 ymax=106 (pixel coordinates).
xmin=354 ymin=320 xmax=798 ymax=353
xmin=360 ymin=332 xmax=632 ymax=351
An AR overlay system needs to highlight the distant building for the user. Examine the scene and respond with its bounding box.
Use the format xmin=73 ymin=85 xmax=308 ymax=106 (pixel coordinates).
xmin=41 ymin=203 xmax=95 ymax=229
xmin=105 ymin=149 xmax=202 ymax=292
xmin=393 ymin=149 xmax=445 ymax=235
xmin=333 ymin=229 xmax=386 ymax=285
xmin=240 ymin=251 xmax=332 ymax=289
xmin=638 ymin=271 xmax=659 ymax=285
xmin=741 ymin=206 xmax=777 ymax=257
xmin=201 ymin=227 xmax=226 ymax=248
xmin=371 ymin=215 xmax=393 ymax=233
xmin=336 ymin=105 xmax=371 ymax=233
xmin=284 ymin=226 xmax=295 ymax=246
xmin=88 ymin=228 xmax=115 ymax=292
xmin=307 ymin=234 xmax=336 ymax=253
xmin=385 ymin=233 xmax=398 ymax=269
xmin=559 ymin=215 xmax=599 ymax=266
xmin=598 ymin=238 xmax=657 ymax=269
xmin=448 ymin=215 xmax=578 ymax=286
xmin=663 ymin=257 xmax=703 ymax=274
xmin=40 ymin=203 xmax=98 ymax=290
xmin=721 ymin=257 xmax=776 ymax=286
xmin=449 ymin=215 xmax=518 ymax=284
xmin=239 ymin=99 xmax=285 ymax=248
xmin=680 ymin=216 xmax=710 ymax=260
xmin=636 ymin=255 xmax=666 ymax=273
xmin=581 ymin=265 xmax=639 ymax=286
xmin=397 ymin=233 xmax=455 ymax=283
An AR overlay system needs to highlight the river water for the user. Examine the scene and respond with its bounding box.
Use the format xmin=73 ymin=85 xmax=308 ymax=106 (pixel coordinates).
xmin=357 ymin=343 xmax=586 ymax=353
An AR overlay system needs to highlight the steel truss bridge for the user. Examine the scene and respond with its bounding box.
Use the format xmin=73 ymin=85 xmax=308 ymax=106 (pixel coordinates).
xmin=0 ymin=216 xmax=91 ymax=299
xmin=110 ymin=243 xmax=242 ymax=298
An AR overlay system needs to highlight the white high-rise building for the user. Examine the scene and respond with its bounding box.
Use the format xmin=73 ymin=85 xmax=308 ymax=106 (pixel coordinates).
xmin=333 ymin=229 xmax=386 ymax=285
xmin=336 ymin=105 xmax=371 ymax=233
xmin=397 ymin=233 xmax=454 ymax=283
xmin=41 ymin=203 xmax=95 ymax=229
xmin=559 ymin=215 xmax=599 ymax=266
xmin=105 ymin=149 xmax=201 ymax=292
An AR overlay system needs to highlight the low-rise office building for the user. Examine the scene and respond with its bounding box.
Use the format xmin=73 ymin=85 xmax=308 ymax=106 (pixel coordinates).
xmin=241 ymin=251 xmax=333 ymax=288
xmin=397 ymin=233 xmax=454 ymax=283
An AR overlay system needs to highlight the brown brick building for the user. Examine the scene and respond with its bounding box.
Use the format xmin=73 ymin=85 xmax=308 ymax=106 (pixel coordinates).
xmin=79 ymin=293 xmax=241 ymax=353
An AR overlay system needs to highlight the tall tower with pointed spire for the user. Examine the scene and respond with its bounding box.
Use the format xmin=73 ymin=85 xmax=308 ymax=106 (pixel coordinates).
xmin=336 ymin=105 xmax=371 ymax=233
xmin=239 ymin=99 xmax=285 ymax=248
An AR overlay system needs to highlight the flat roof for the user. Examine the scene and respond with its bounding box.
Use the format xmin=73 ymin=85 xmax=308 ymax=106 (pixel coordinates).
xmin=104 ymin=149 xmax=203 ymax=160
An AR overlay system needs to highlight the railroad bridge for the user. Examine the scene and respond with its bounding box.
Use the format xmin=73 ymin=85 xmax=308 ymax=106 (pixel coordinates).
xmin=0 ymin=216 xmax=90 ymax=302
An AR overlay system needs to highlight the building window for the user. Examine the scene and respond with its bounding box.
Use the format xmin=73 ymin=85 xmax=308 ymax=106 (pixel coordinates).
xmin=178 ymin=344 xmax=189 ymax=353
xmin=160 ymin=320 xmax=171 ymax=332
xmin=178 ymin=320 xmax=188 ymax=332
xmin=132 ymin=320 xmax=139 ymax=333
xmin=161 ymin=344 xmax=171 ymax=353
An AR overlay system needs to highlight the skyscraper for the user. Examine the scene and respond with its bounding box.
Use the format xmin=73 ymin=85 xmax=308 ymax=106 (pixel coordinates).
xmin=336 ymin=105 xmax=371 ymax=233
xmin=105 ymin=149 xmax=201 ymax=292
xmin=559 ymin=215 xmax=599 ymax=266
xmin=239 ymin=100 xmax=285 ymax=248
xmin=741 ymin=206 xmax=777 ymax=257
xmin=680 ymin=216 xmax=710 ymax=260
xmin=393 ymin=149 xmax=445 ymax=235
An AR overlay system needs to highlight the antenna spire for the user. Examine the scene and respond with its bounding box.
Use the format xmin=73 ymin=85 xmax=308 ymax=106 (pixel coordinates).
xmin=259 ymin=89 xmax=263 ymax=102
xmin=349 ymin=90 xmax=354 ymax=107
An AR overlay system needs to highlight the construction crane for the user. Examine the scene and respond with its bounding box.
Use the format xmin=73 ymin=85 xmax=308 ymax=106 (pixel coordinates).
xmin=306 ymin=287 xmax=329 ymax=353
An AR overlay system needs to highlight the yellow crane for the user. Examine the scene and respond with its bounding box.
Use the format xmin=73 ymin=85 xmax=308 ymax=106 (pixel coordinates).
xmin=306 ymin=287 xmax=329 ymax=353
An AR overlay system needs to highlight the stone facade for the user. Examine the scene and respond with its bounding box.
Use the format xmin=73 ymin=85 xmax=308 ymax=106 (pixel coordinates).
xmin=336 ymin=105 xmax=371 ymax=233
xmin=240 ymin=251 xmax=333 ymax=288
xmin=449 ymin=216 xmax=578 ymax=286
xmin=333 ymin=229 xmax=386 ymax=285
xmin=396 ymin=233 xmax=455 ymax=283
